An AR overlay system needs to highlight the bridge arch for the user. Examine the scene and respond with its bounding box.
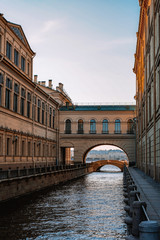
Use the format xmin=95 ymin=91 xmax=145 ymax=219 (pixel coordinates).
xmin=90 ymin=160 xmax=128 ymax=172
xmin=83 ymin=143 xmax=129 ymax=163
xmin=60 ymin=136 xmax=135 ymax=165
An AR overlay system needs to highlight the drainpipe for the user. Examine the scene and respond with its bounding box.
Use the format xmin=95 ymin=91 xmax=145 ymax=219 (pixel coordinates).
xmin=32 ymin=84 xmax=38 ymax=168
xmin=45 ymin=94 xmax=51 ymax=167
xmin=56 ymin=104 xmax=60 ymax=165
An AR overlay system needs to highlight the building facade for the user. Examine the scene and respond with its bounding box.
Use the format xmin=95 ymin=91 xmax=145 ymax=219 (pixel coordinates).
xmin=0 ymin=14 xmax=59 ymax=170
xmin=134 ymin=0 xmax=160 ymax=181
xmin=59 ymin=105 xmax=136 ymax=164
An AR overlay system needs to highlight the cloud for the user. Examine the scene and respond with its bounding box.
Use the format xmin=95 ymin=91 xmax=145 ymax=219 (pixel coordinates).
xmin=29 ymin=18 xmax=65 ymax=44
xmin=42 ymin=20 xmax=64 ymax=33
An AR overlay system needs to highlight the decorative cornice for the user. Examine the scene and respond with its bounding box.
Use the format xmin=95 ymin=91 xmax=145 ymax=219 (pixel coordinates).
xmin=0 ymin=125 xmax=55 ymax=142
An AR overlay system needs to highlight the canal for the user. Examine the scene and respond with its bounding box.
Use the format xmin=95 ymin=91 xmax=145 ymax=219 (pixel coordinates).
xmin=0 ymin=166 xmax=127 ymax=240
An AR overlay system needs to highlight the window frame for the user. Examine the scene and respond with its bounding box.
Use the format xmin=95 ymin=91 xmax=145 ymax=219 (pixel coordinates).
xmin=90 ymin=119 xmax=96 ymax=134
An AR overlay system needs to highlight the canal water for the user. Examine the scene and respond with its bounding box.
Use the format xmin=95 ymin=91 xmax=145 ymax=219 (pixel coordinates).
xmin=0 ymin=166 xmax=127 ymax=240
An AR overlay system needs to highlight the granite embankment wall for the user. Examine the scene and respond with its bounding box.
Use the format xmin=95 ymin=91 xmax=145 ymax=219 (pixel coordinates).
xmin=0 ymin=164 xmax=93 ymax=203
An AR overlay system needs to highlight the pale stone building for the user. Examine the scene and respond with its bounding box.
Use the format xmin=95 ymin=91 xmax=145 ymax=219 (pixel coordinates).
xmin=134 ymin=0 xmax=160 ymax=181
xmin=0 ymin=14 xmax=59 ymax=170
xmin=59 ymin=105 xmax=136 ymax=164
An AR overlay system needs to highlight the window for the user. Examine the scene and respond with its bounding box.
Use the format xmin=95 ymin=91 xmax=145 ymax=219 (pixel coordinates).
xmin=28 ymin=142 xmax=31 ymax=156
xmin=149 ymin=137 xmax=151 ymax=164
xmin=32 ymin=96 xmax=36 ymax=121
xmin=0 ymin=73 xmax=3 ymax=106
xmin=49 ymin=107 xmax=52 ymax=127
xmin=22 ymin=140 xmax=25 ymax=156
xmin=0 ymin=85 xmax=2 ymax=106
xmin=0 ymin=135 xmax=3 ymax=155
xmin=46 ymin=104 xmax=48 ymax=126
xmin=21 ymin=56 xmax=25 ymax=72
xmin=37 ymin=142 xmax=41 ymax=156
xmin=148 ymin=90 xmax=151 ymax=121
xmin=0 ymin=73 xmax=3 ymax=84
xmin=27 ymin=62 xmax=30 ymax=76
xmin=6 ymin=41 xmax=12 ymax=60
xmin=34 ymin=142 xmax=36 ymax=157
xmin=102 ymin=119 xmax=108 ymax=133
xmin=13 ymin=83 xmax=19 ymax=112
xmin=78 ymin=119 xmax=83 ymax=134
xmin=65 ymin=119 xmax=71 ymax=134
xmin=53 ymin=109 xmax=55 ymax=128
xmin=46 ymin=145 xmax=48 ymax=156
xmin=21 ymin=88 xmax=25 ymax=116
xmin=90 ymin=119 xmax=96 ymax=133
xmin=127 ymin=119 xmax=134 ymax=134
xmin=0 ymin=35 xmax=1 ymax=53
xmin=6 ymin=137 xmax=11 ymax=155
xmin=14 ymin=139 xmax=18 ymax=156
xmin=14 ymin=49 xmax=19 ymax=66
xmin=115 ymin=119 xmax=121 ymax=133
xmin=43 ymin=144 xmax=45 ymax=157
xmin=5 ymin=77 xmax=12 ymax=109
xmin=42 ymin=102 xmax=45 ymax=124
xmin=27 ymin=92 xmax=31 ymax=118
xmin=37 ymin=99 xmax=41 ymax=122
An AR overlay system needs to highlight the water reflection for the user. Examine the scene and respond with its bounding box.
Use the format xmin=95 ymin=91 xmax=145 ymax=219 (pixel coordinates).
xmin=100 ymin=165 xmax=121 ymax=172
xmin=0 ymin=168 xmax=127 ymax=240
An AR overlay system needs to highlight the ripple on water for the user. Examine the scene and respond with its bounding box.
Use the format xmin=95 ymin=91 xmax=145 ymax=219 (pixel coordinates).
xmin=0 ymin=170 xmax=127 ymax=240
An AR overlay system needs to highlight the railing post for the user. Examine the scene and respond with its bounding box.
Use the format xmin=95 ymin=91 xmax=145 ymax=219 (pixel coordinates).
xmin=17 ymin=168 xmax=20 ymax=177
xmin=7 ymin=169 xmax=11 ymax=178
xmin=129 ymin=191 xmax=140 ymax=217
xmin=139 ymin=221 xmax=159 ymax=240
xmin=132 ymin=201 xmax=146 ymax=237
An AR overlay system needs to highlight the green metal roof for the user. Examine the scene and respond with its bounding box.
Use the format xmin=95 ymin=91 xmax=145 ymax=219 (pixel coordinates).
xmin=60 ymin=105 xmax=136 ymax=111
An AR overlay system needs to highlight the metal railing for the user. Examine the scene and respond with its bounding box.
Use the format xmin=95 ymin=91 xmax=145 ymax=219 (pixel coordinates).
xmin=123 ymin=165 xmax=150 ymax=221
xmin=74 ymin=102 xmax=136 ymax=106
xmin=136 ymin=192 xmax=150 ymax=221
xmin=0 ymin=163 xmax=89 ymax=181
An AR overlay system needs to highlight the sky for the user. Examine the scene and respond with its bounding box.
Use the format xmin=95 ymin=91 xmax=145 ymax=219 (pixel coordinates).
xmin=1 ymin=0 xmax=140 ymax=104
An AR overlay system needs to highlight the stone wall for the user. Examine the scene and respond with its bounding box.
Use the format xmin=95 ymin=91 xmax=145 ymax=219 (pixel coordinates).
xmin=0 ymin=165 xmax=93 ymax=203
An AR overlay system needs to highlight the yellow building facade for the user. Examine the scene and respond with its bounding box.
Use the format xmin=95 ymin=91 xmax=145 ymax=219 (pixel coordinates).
xmin=59 ymin=105 xmax=136 ymax=164
xmin=134 ymin=0 xmax=160 ymax=180
xmin=0 ymin=14 xmax=59 ymax=170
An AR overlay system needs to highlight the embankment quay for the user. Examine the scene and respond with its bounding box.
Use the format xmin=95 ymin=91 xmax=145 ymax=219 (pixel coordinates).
xmin=0 ymin=160 xmax=126 ymax=203
xmin=129 ymin=167 xmax=160 ymax=224
xmin=123 ymin=166 xmax=160 ymax=240
xmin=0 ymin=164 xmax=93 ymax=203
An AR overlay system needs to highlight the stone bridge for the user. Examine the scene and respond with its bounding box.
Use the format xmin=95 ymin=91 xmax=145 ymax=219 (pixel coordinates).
xmin=90 ymin=160 xmax=129 ymax=172
xmin=59 ymin=105 xmax=136 ymax=165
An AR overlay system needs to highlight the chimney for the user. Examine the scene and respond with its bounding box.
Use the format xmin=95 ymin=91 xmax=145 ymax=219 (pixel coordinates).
xmin=41 ymin=81 xmax=46 ymax=86
xmin=48 ymin=79 xmax=52 ymax=89
xmin=59 ymin=83 xmax=63 ymax=90
xmin=34 ymin=75 xmax=38 ymax=83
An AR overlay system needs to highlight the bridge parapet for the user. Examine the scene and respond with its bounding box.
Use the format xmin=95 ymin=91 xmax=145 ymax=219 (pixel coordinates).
xmin=90 ymin=160 xmax=129 ymax=172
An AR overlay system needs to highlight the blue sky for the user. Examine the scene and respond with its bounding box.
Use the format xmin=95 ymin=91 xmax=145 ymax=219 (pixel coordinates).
xmin=1 ymin=0 xmax=140 ymax=104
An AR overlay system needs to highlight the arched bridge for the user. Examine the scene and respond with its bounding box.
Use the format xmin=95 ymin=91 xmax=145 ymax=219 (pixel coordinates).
xmin=59 ymin=104 xmax=136 ymax=165
xmin=90 ymin=160 xmax=129 ymax=172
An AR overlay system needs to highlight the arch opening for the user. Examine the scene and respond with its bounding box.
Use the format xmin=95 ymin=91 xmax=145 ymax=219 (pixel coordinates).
xmin=98 ymin=165 xmax=122 ymax=173
xmin=85 ymin=144 xmax=129 ymax=164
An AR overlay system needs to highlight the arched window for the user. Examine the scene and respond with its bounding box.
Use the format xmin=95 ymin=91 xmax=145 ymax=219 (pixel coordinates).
xmin=115 ymin=119 xmax=121 ymax=134
xmin=90 ymin=119 xmax=96 ymax=134
xmin=65 ymin=119 xmax=71 ymax=134
xmin=78 ymin=119 xmax=84 ymax=134
xmin=127 ymin=119 xmax=134 ymax=134
xmin=102 ymin=119 xmax=108 ymax=133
